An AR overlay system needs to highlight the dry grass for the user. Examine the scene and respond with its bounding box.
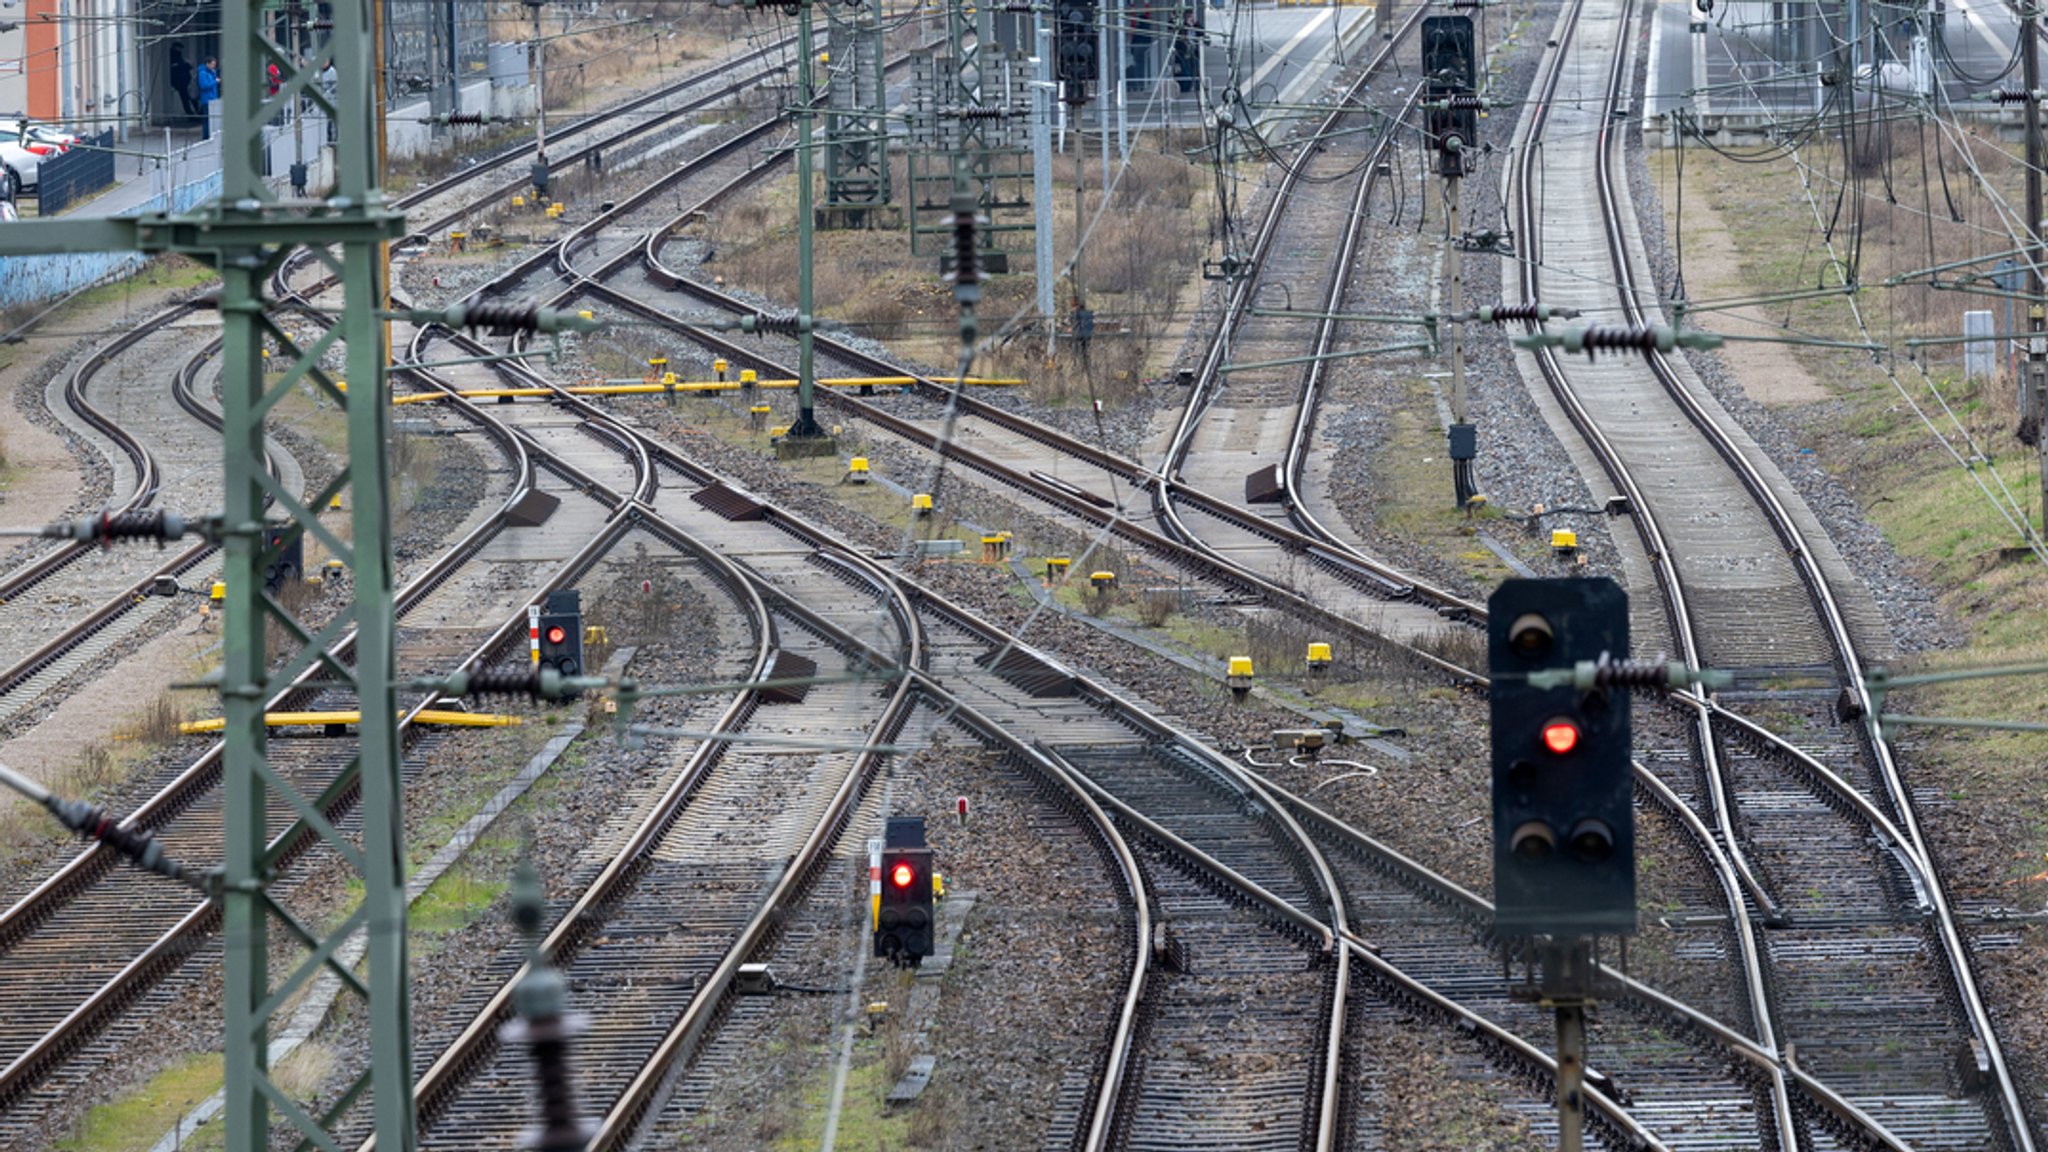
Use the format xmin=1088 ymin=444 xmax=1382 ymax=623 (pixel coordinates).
xmin=1135 ymin=587 xmax=1181 ymax=627
xmin=118 ymin=694 xmax=186 ymax=746
xmin=688 ymin=135 xmax=1212 ymax=408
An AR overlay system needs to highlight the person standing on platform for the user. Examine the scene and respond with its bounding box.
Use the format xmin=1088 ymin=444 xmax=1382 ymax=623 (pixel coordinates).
xmin=196 ymin=56 xmax=221 ymax=140
xmin=169 ymin=46 xmax=199 ymax=127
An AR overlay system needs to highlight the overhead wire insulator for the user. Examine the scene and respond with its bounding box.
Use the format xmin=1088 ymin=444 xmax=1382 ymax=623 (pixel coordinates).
xmin=0 ymin=761 xmax=202 ymax=888
xmin=431 ymin=302 xmax=601 ymax=335
xmin=431 ymin=667 xmax=588 ymax=701
xmin=48 ymin=797 xmax=197 ymax=885
xmin=943 ymin=195 xmax=982 ymax=304
xmin=435 ymin=111 xmax=490 ymax=126
xmin=1515 ymin=323 xmax=1724 ymax=358
xmin=1988 ymin=88 xmax=2046 ymax=104
xmin=1473 ymin=303 xmax=1581 ymax=324
xmin=738 ymin=311 xmax=804 ymax=336
xmin=45 ymin=509 xmax=203 ymax=547
xmin=1527 ymin=653 xmax=1733 ymax=694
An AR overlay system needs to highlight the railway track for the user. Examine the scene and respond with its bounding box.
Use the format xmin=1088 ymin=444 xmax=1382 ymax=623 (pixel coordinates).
xmin=0 ymin=35 xmax=809 ymax=750
xmin=0 ymin=37 xmax=831 ymax=1137
xmin=0 ymin=317 xmax=290 ymax=730
xmin=429 ymin=35 xmax=1990 ymax=1143
xmin=424 ymin=258 xmax=1826 ymax=1145
xmin=1506 ymin=0 xmax=2033 ymax=1143
xmin=359 ymin=354 xmax=1675 ymax=1150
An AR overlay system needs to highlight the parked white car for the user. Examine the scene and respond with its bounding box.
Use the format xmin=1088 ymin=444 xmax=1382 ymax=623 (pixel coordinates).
xmin=0 ymin=121 xmax=79 ymax=191
xmin=0 ymin=137 xmax=38 ymax=192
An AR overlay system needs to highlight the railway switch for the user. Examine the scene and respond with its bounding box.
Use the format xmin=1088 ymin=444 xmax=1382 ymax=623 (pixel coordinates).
xmin=1488 ymin=578 xmax=1636 ymax=939
xmin=875 ymin=816 xmax=936 ymax=966
xmin=537 ymin=589 xmax=585 ymax=682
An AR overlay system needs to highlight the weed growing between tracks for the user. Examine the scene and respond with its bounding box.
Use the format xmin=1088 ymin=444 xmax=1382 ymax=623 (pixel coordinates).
xmin=52 ymin=1051 xmax=224 ymax=1152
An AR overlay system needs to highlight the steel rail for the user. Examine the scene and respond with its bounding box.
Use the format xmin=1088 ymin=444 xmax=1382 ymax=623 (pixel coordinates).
xmin=368 ymin=417 xmax=779 ymax=1147
xmin=454 ymin=40 xmax=1923 ymax=1145
xmin=0 ymin=27 xmax=827 ymax=1122
xmin=393 ymin=34 xmax=800 ymax=237
xmin=488 ymin=330 xmax=1663 ymax=1147
xmin=571 ymin=279 xmax=1489 ymax=695
xmin=557 ymin=74 xmax=1941 ymax=1152
xmin=438 ymin=273 xmax=1343 ymax=1146
xmin=0 ymin=305 xmax=176 ymax=602
xmin=1592 ymin=0 xmax=2036 ymax=1137
xmin=0 ymin=328 xmax=296 ymax=701
xmin=579 ymin=543 xmax=920 ymax=1152
xmin=1504 ymin=1 xmax=1804 ymax=1144
xmin=0 ymin=290 xmax=582 ymax=1105
xmin=349 ymin=363 xmax=914 ymax=1152
xmin=529 ymin=254 xmax=1927 ymax=1148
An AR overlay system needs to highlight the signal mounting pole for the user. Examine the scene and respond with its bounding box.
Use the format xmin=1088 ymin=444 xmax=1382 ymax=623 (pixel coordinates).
xmin=1424 ymin=14 xmax=1480 ymax=507
xmin=787 ymin=0 xmax=829 ymax=447
xmin=2022 ymin=0 xmax=2048 ymax=516
xmin=528 ymin=0 xmax=550 ymax=195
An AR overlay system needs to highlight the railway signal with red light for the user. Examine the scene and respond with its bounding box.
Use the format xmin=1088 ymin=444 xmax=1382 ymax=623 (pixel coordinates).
xmin=536 ymin=589 xmax=584 ymax=688
xmin=875 ymin=816 xmax=935 ymax=966
xmin=1541 ymin=720 xmax=1580 ymax=755
xmin=1488 ymin=577 xmax=1636 ymax=939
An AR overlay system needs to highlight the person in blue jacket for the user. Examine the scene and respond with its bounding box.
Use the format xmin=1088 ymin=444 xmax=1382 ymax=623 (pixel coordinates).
xmin=196 ymin=57 xmax=220 ymax=140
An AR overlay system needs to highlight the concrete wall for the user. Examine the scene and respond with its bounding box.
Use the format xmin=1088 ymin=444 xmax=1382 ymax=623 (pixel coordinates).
xmin=388 ymin=74 xmax=527 ymax=160
xmin=0 ymin=164 xmax=219 ymax=307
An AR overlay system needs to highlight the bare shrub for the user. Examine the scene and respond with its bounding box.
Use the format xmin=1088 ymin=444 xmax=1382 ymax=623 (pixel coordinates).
xmin=586 ymin=543 xmax=707 ymax=647
xmin=123 ymin=694 xmax=186 ymax=746
xmin=263 ymin=578 xmax=320 ymax=666
xmin=1136 ymin=587 xmax=1180 ymax=627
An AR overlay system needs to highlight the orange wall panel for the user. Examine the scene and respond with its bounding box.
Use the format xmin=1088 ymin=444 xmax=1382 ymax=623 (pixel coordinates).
xmin=24 ymin=0 xmax=56 ymax=119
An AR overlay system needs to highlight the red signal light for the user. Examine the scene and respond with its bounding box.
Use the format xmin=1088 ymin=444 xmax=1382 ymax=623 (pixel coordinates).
xmin=890 ymin=862 xmax=915 ymax=889
xmin=546 ymin=625 xmax=567 ymax=645
xmin=1541 ymin=719 xmax=1580 ymax=755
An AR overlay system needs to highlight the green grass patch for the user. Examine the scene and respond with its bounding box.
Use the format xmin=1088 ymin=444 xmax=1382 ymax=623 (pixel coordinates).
xmin=777 ymin=1046 xmax=914 ymax=1152
xmin=64 ymin=256 xmax=216 ymax=314
xmin=412 ymin=835 xmax=516 ymax=938
xmin=55 ymin=1052 xmax=223 ymax=1152
xmin=1370 ymin=386 xmax=1518 ymax=585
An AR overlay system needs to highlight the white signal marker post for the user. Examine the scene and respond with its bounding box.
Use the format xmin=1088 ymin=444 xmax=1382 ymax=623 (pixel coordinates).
xmin=867 ymin=836 xmax=883 ymax=931
xmin=528 ymin=604 xmax=541 ymax=668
